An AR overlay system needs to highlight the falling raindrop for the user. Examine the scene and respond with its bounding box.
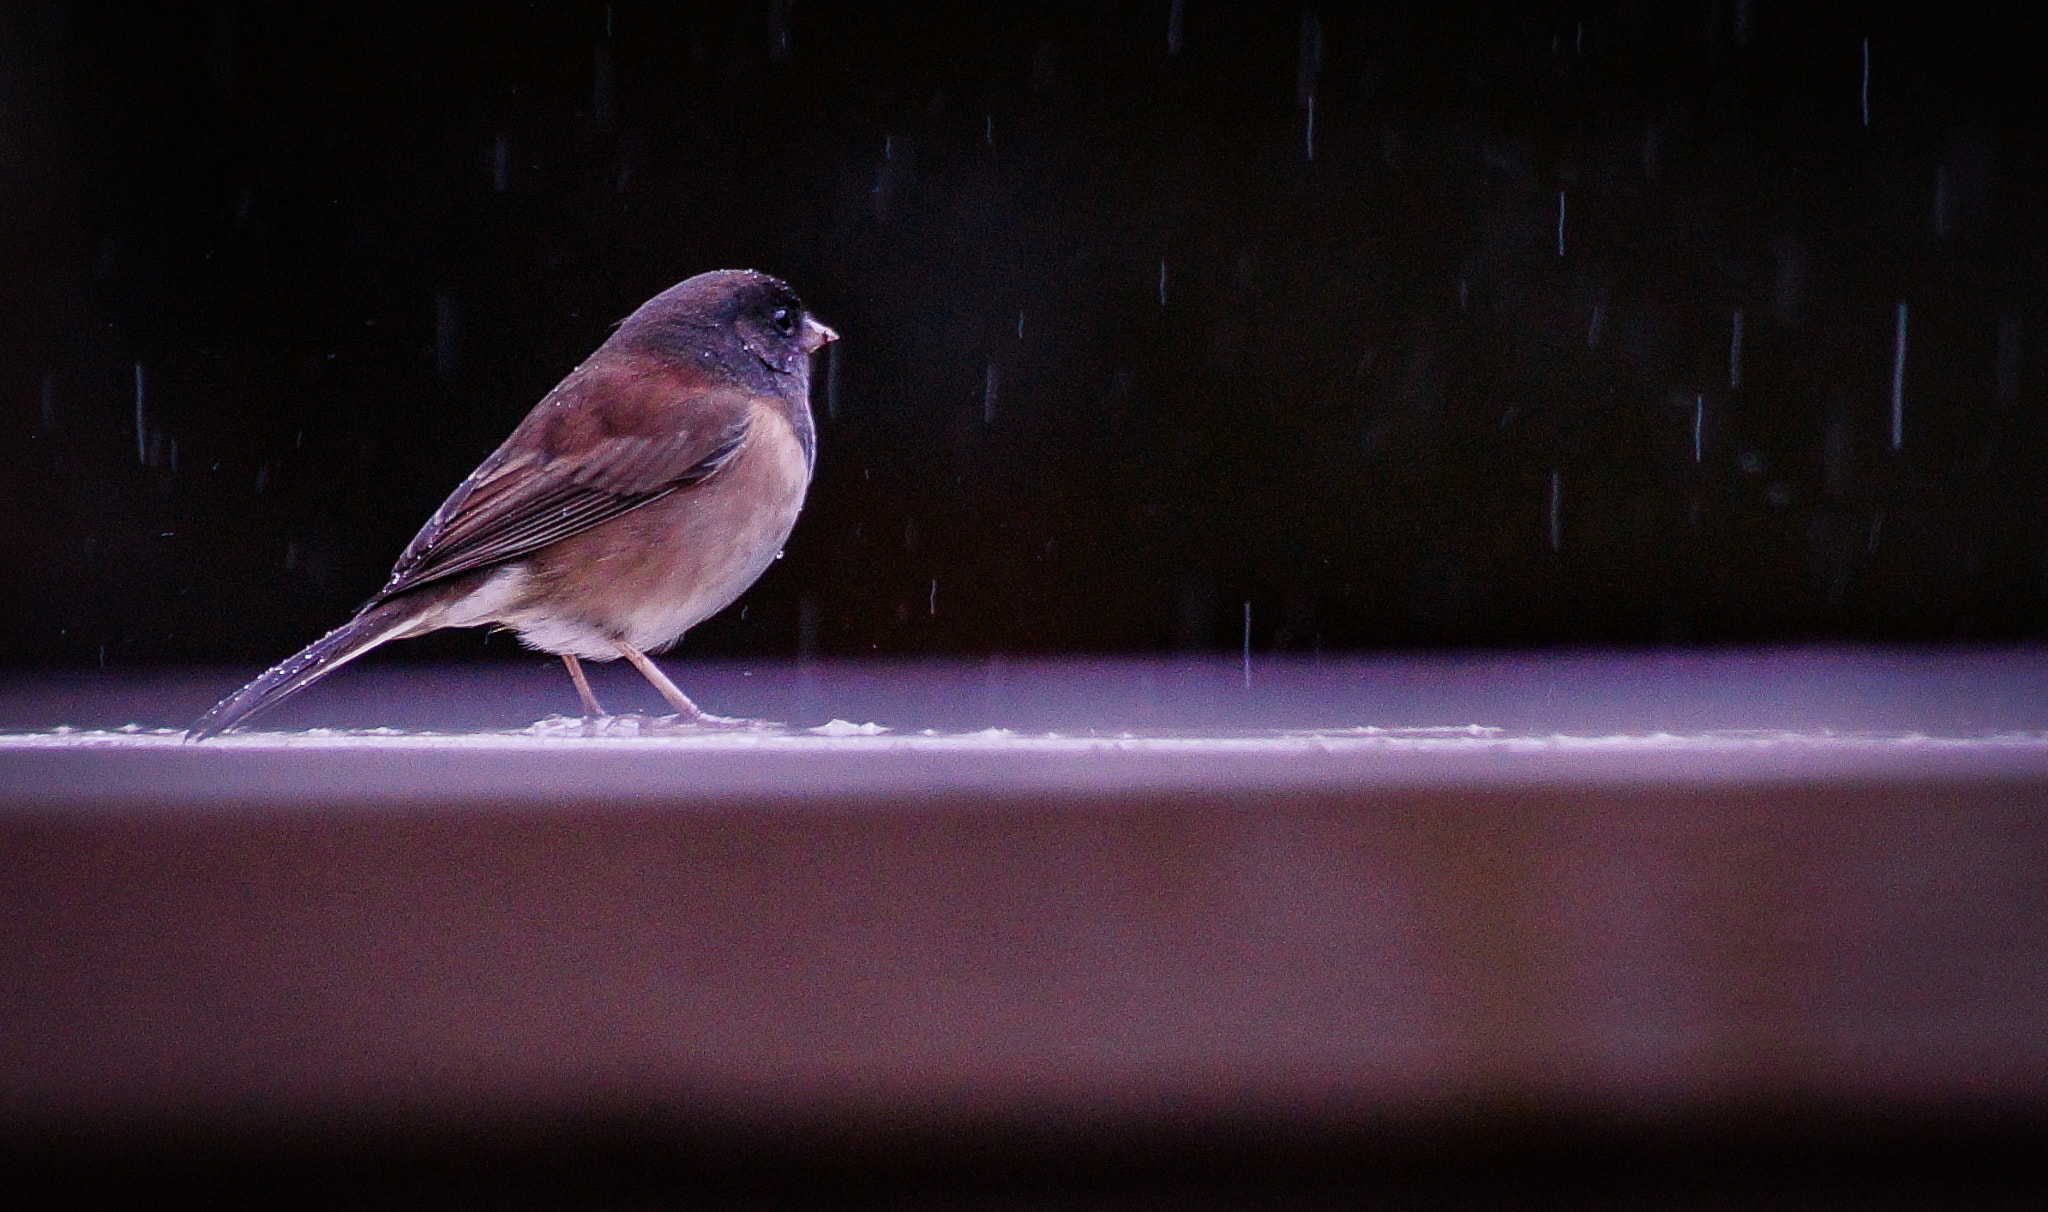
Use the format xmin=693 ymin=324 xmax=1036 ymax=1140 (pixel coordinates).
xmin=1016 ymin=311 xmax=1025 ymax=339
xmin=1556 ymin=190 xmax=1566 ymax=257
xmin=1694 ymin=395 xmax=1704 ymax=463
xmin=825 ymin=341 xmax=840 ymax=421
xmin=929 ymin=580 xmax=938 ymax=615
xmin=984 ymin=361 xmax=999 ymax=422
xmin=1306 ymin=93 xmax=1315 ymax=160
xmin=1242 ymin=601 xmax=1252 ymax=689
xmin=1861 ymin=38 xmax=1871 ymax=126
xmin=133 ymin=363 xmax=146 ymax=464
xmin=1587 ymin=301 xmax=1603 ymax=348
xmin=1729 ymin=309 xmax=1744 ymax=388
xmin=1159 ymin=259 xmax=1168 ymax=306
xmin=769 ymin=0 xmax=791 ymax=61
xmin=1890 ymin=300 xmax=1908 ymax=450
xmin=1168 ymin=0 xmax=1183 ymax=55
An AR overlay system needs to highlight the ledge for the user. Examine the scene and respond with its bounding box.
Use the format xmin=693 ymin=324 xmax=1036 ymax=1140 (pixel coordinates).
xmin=4 ymin=650 xmax=2048 ymax=1197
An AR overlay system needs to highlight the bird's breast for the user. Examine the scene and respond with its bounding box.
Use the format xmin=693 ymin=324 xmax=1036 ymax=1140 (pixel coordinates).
xmin=507 ymin=401 xmax=812 ymax=657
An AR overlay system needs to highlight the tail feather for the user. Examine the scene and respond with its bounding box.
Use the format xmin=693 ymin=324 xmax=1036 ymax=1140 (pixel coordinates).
xmin=187 ymin=597 xmax=428 ymax=740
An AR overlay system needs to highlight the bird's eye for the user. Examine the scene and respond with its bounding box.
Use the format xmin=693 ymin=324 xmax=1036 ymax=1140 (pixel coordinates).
xmin=771 ymin=306 xmax=797 ymax=336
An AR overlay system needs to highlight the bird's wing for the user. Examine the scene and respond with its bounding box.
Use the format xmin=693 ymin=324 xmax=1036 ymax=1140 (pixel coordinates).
xmin=371 ymin=363 xmax=754 ymax=604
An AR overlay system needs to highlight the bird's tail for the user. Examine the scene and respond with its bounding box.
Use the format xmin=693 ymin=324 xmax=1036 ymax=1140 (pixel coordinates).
xmin=187 ymin=596 xmax=428 ymax=741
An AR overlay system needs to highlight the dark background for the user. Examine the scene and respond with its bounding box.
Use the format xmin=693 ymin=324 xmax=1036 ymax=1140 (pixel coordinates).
xmin=4 ymin=1 xmax=2045 ymax=672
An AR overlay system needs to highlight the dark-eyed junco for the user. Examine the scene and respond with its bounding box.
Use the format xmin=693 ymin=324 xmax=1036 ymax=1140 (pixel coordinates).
xmin=190 ymin=269 xmax=836 ymax=739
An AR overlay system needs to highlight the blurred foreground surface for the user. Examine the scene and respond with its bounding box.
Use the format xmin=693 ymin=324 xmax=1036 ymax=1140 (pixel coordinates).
xmin=4 ymin=649 xmax=2048 ymax=1207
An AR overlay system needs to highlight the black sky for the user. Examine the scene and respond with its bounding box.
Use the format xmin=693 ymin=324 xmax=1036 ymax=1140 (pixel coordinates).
xmin=3 ymin=1 xmax=2045 ymax=669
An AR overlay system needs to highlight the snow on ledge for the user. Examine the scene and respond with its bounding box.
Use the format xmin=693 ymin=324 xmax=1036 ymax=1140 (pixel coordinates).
xmin=4 ymin=720 xmax=2047 ymax=754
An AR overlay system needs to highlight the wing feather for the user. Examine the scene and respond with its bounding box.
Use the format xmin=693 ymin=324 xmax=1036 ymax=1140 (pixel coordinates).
xmin=369 ymin=366 xmax=753 ymax=604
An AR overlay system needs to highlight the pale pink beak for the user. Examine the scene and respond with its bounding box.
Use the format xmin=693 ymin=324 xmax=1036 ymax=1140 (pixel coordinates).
xmin=799 ymin=315 xmax=839 ymax=354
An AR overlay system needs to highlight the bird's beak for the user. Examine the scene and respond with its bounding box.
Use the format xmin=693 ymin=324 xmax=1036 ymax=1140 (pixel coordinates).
xmin=799 ymin=315 xmax=839 ymax=354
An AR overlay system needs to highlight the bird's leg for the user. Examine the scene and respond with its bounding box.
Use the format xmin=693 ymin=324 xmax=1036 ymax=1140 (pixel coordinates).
xmin=561 ymin=654 xmax=606 ymax=717
xmin=614 ymin=642 xmax=708 ymax=721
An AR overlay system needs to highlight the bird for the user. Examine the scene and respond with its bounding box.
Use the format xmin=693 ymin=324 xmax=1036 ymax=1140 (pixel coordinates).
xmin=189 ymin=269 xmax=836 ymax=740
